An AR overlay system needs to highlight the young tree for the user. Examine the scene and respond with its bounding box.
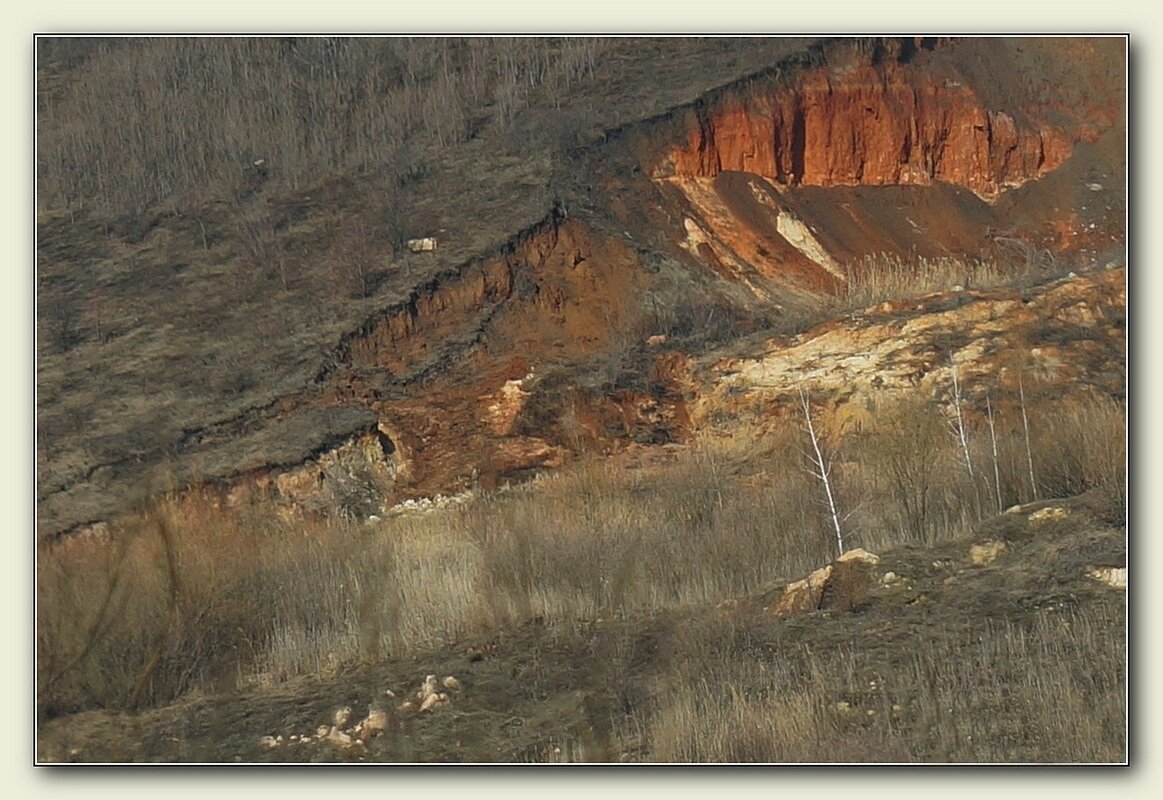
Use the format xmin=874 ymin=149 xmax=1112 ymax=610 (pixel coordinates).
xmin=798 ymin=387 xmax=844 ymax=556
xmin=1018 ymin=373 xmax=1038 ymax=501
xmin=985 ymin=393 xmax=1003 ymax=512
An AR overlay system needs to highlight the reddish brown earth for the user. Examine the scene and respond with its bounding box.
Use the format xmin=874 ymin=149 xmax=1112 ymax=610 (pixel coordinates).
xmin=662 ymin=52 xmax=1080 ymax=200
xmin=38 ymin=36 xmax=1126 ymax=539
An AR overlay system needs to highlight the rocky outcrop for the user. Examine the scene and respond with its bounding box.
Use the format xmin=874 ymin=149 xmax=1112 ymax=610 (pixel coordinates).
xmin=693 ymin=269 xmax=1125 ymax=440
xmin=770 ymin=548 xmax=882 ymax=617
xmin=969 ymin=540 xmax=1007 ymax=566
xmin=658 ymin=42 xmax=1084 ymax=200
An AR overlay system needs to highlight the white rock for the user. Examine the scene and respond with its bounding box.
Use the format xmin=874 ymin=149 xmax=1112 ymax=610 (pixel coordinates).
xmin=327 ymin=727 xmax=353 ymax=746
xmin=837 ymin=548 xmax=880 ymax=565
xmin=361 ymin=707 xmax=390 ymax=738
xmin=1087 ymin=566 xmax=1127 ymax=589
xmin=1029 ymin=507 xmax=1069 ymax=525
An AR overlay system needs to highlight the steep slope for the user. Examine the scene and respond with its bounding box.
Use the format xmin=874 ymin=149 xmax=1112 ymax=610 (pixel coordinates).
xmin=36 ymin=36 xmax=1126 ymax=540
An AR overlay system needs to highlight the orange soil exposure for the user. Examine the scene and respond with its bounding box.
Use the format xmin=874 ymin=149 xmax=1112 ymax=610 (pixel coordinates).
xmin=662 ymin=53 xmax=1089 ymax=200
xmin=325 ymin=216 xmax=660 ymax=498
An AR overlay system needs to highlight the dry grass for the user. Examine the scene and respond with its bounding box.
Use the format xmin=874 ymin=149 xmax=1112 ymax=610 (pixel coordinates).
xmin=37 ymin=384 xmax=1125 ymax=745
xmin=643 ymin=607 xmax=1124 ymax=763
xmin=828 ymin=250 xmax=1075 ymax=315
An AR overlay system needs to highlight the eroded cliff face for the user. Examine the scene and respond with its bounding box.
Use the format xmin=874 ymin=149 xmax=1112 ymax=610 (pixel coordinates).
xmin=319 ymin=214 xmax=661 ymax=502
xmin=658 ymin=42 xmax=1089 ymax=200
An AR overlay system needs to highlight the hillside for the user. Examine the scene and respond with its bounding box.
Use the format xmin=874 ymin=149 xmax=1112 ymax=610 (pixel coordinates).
xmin=37 ymin=490 xmax=1125 ymax=763
xmin=35 ymin=36 xmax=1126 ymax=764
xmin=36 ymin=35 xmax=1125 ymax=538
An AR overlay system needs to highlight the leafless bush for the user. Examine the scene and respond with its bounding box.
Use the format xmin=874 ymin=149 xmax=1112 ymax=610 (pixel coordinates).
xmin=1026 ymin=388 xmax=1126 ymax=522
xmin=38 ymin=280 xmax=84 ymax=354
xmin=331 ymin=219 xmax=383 ymax=300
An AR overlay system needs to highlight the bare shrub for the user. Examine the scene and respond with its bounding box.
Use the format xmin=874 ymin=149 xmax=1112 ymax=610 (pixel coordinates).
xmin=849 ymin=395 xmax=964 ymax=544
xmin=331 ymin=219 xmax=383 ymax=300
xmin=1028 ymin=389 xmax=1126 ymax=521
xmin=38 ymin=278 xmax=85 ymax=354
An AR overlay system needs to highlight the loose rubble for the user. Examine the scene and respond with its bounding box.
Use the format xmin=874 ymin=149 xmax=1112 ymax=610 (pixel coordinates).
xmin=255 ymin=673 xmax=464 ymax=753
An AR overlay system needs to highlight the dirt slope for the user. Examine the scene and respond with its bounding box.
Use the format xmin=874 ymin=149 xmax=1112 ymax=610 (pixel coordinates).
xmin=36 ymin=36 xmax=1126 ymax=539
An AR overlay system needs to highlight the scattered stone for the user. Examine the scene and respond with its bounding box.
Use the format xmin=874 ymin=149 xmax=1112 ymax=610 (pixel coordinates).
xmin=770 ymin=549 xmax=882 ymax=617
xmin=1029 ymin=506 xmax=1069 ymax=526
xmin=360 ymin=707 xmax=390 ymax=739
xmin=880 ymin=571 xmax=900 ymax=586
xmin=771 ymin=564 xmax=833 ymax=616
xmin=969 ymin=540 xmax=1007 ymax=566
xmin=400 ymin=701 xmax=416 ymax=714
xmin=326 ymin=727 xmax=353 ymax=747
xmin=1087 ymin=566 xmax=1127 ymax=589
xmin=442 ymin=675 xmax=462 ymax=691
xmin=835 ymin=701 xmax=851 ymax=712
xmin=419 ymin=692 xmax=449 ymax=713
xmin=1087 ymin=182 xmax=1104 ymax=191
xmin=418 ymin=674 xmax=440 ymax=702
xmin=315 ymin=725 xmax=331 ymax=739
xmin=333 ymin=706 xmax=352 ymax=729
xmin=258 ymin=735 xmax=280 ymax=749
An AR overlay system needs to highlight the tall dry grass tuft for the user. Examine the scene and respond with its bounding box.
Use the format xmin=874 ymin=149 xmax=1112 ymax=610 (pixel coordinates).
xmin=38 ymin=494 xmax=281 ymax=714
xmin=830 ymin=250 xmax=1076 ymax=316
xmin=1027 ymin=389 xmax=1126 ymax=522
xmin=835 ymin=254 xmax=1011 ymax=311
